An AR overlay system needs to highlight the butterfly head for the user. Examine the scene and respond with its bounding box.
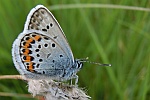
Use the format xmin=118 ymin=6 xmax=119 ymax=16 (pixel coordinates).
xmin=74 ymin=59 xmax=83 ymax=70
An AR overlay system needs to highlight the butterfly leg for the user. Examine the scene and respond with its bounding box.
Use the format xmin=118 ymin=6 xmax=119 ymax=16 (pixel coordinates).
xmin=70 ymin=79 xmax=73 ymax=85
xmin=72 ymin=74 xmax=78 ymax=86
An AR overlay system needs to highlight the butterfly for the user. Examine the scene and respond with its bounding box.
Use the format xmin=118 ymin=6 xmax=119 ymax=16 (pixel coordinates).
xmin=12 ymin=5 xmax=111 ymax=84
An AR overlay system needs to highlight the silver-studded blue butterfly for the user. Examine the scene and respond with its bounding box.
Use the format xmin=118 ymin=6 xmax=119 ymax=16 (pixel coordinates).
xmin=12 ymin=5 xmax=111 ymax=84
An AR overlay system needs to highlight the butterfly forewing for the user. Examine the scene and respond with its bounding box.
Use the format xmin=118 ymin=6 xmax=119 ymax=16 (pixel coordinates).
xmin=24 ymin=5 xmax=74 ymax=66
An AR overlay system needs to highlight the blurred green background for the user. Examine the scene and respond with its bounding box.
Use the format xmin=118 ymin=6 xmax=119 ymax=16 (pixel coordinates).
xmin=0 ymin=0 xmax=150 ymax=100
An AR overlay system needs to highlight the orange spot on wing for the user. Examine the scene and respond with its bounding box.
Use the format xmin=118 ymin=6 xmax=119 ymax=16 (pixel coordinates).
xmin=28 ymin=38 xmax=34 ymax=43
xmin=23 ymin=49 xmax=29 ymax=55
xmin=28 ymin=62 xmax=34 ymax=72
xmin=34 ymin=35 xmax=41 ymax=41
xmin=24 ymin=56 xmax=31 ymax=62
xmin=23 ymin=42 xmax=30 ymax=48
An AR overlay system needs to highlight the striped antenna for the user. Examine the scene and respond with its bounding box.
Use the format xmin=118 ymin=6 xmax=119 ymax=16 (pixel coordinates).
xmin=80 ymin=57 xmax=111 ymax=67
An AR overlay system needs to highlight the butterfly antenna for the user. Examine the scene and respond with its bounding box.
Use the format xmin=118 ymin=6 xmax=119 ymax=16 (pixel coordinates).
xmin=80 ymin=57 xmax=111 ymax=67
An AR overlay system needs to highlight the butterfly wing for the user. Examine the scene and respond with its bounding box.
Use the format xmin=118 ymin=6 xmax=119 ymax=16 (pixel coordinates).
xmin=12 ymin=5 xmax=75 ymax=80
xmin=13 ymin=29 xmax=73 ymax=79
xmin=24 ymin=5 xmax=74 ymax=65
